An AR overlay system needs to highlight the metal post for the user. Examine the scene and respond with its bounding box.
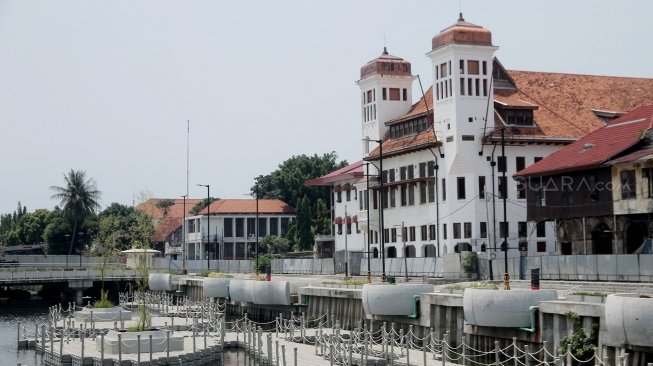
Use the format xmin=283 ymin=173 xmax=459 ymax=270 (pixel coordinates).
xmin=118 ymin=333 xmax=122 ymax=363
xmin=100 ymin=332 xmax=105 ymax=362
xmin=267 ymin=334 xmax=272 ymax=366
xmin=137 ymin=334 xmax=141 ymax=365
xmin=366 ymin=163 xmax=372 ymax=283
xmin=329 ymin=336 xmax=334 ymax=366
xmin=276 ymin=340 xmax=280 ymax=366
xmin=513 ymin=337 xmax=518 ymax=366
xmin=525 ymin=345 xmax=530 ymax=366
xmin=495 ymin=341 xmax=500 ymax=366
xmin=81 ymin=329 xmax=85 ymax=362
xmin=149 ymin=334 xmax=153 ymax=364
xmin=501 ymin=128 xmax=510 ymax=290
xmin=41 ymin=325 xmax=45 ymax=354
xmin=294 ymin=347 xmax=298 ymax=366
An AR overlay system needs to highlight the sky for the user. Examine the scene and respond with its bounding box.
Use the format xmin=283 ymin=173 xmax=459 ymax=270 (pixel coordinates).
xmin=1 ymin=0 xmax=652 ymax=214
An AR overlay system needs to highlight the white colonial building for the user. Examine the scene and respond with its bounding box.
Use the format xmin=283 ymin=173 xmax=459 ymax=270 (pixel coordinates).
xmin=183 ymin=199 xmax=295 ymax=261
xmin=311 ymin=14 xmax=653 ymax=261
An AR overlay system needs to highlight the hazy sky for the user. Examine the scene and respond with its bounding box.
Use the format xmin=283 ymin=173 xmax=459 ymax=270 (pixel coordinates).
xmin=1 ymin=0 xmax=652 ymax=214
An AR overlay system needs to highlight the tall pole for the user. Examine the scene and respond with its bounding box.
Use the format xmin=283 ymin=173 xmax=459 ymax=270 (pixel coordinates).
xmin=344 ymin=206 xmax=349 ymax=277
xmin=501 ymin=128 xmax=510 ymax=290
xmin=255 ymin=184 xmax=259 ymax=277
xmin=379 ymin=141 xmax=386 ymax=282
xmin=197 ymin=184 xmax=210 ymax=271
xmin=182 ymin=195 xmax=187 ymax=274
xmin=490 ymin=145 xmax=497 ymax=281
xmin=366 ymin=163 xmax=371 ymax=283
xmin=402 ymin=221 xmax=407 ymax=280
xmin=435 ymin=156 xmax=441 ymax=257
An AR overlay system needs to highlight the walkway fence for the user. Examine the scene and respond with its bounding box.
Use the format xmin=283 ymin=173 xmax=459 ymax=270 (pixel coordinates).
xmin=17 ymin=290 xmax=623 ymax=366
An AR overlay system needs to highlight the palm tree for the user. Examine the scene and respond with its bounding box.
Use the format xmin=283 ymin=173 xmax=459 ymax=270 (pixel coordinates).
xmin=51 ymin=169 xmax=101 ymax=257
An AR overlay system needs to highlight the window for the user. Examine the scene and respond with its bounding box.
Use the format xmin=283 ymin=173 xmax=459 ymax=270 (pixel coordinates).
xmin=500 ymin=222 xmax=508 ymax=239
xmin=516 ymin=157 xmax=525 ymax=172
xmin=336 ymin=190 xmax=341 ymax=203
xmin=457 ymin=177 xmax=466 ymax=199
xmin=381 ymin=170 xmax=388 ymax=183
xmin=346 ymin=189 xmax=351 ymax=201
xmin=407 ymin=165 xmax=414 ymax=179
xmin=389 ymin=169 xmax=395 ymax=182
xmin=389 ymin=88 xmax=401 ymax=101
xmin=224 ymin=218 xmax=233 ymax=237
xmin=468 ymin=78 xmax=473 ymax=96
xmin=429 ymin=225 xmax=436 ymax=240
xmin=479 ymin=176 xmax=486 ymax=199
xmin=453 ymin=223 xmax=461 ymax=239
xmin=534 ymin=157 xmax=543 ymax=163
xmin=483 ymin=79 xmax=488 ymax=96
xmin=359 ymin=192 xmax=364 ymax=210
xmin=337 ymin=223 xmax=342 ymax=235
xmin=440 ymin=62 xmax=448 ymax=78
xmin=475 ymin=78 xmax=480 ymax=96
xmin=482 ymin=61 xmax=487 ymax=75
xmin=400 ymin=167 xmax=406 ymax=180
xmin=421 ymin=225 xmax=428 ymax=241
xmin=518 ymin=221 xmax=527 ymax=238
xmin=391 ymin=228 xmax=397 ymax=242
xmin=419 ymin=162 xmax=426 ymax=178
xmin=536 ymin=222 xmax=545 ymax=238
xmin=562 ymin=183 xmax=573 ymax=205
xmin=620 ymin=170 xmax=636 ymax=199
xmin=459 ymin=59 xmax=465 ymax=74
xmin=382 ymin=188 xmax=389 ymax=209
xmin=383 ymin=229 xmax=389 ymax=244
xmin=400 ymin=185 xmax=407 ymax=206
xmin=428 ymin=181 xmax=435 ymax=202
xmin=645 ymin=169 xmax=653 ymax=198
xmin=427 ymin=161 xmax=435 ymax=177
xmin=281 ymin=218 xmax=290 ymax=235
xmin=504 ymin=110 xmax=534 ymax=126
xmin=270 ymin=218 xmax=279 ymax=236
xmin=480 ymin=222 xmax=487 ymax=238
xmin=236 ymin=218 xmax=244 ymax=237
xmin=497 ymin=156 xmax=507 ymax=172
xmin=516 ymin=178 xmax=526 ymax=199
xmin=403 ymin=88 xmax=407 ymax=101
xmin=390 ymin=188 xmax=396 ymax=208
xmin=258 ymin=218 xmax=267 ymax=237
xmin=188 ymin=219 xmax=195 ymax=233
xmin=499 ymin=176 xmax=507 ymax=199
xmin=409 ymin=226 xmax=416 ymax=242
xmin=464 ymin=222 xmax=472 ymax=238
xmin=247 ymin=218 xmax=256 ymax=237
xmin=443 ymin=224 xmax=447 ymax=239
xmin=467 ymin=60 xmax=479 ymax=75
xmin=420 ymin=182 xmax=427 ymax=204
xmin=372 ymin=190 xmax=378 ymax=209
xmin=382 ymin=88 xmax=387 ymax=100
xmin=460 ymin=78 xmax=465 ymax=95
xmin=537 ymin=242 xmax=546 ymax=252
xmin=442 ymin=178 xmax=446 ymax=201
xmin=408 ymin=184 xmax=415 ymax=205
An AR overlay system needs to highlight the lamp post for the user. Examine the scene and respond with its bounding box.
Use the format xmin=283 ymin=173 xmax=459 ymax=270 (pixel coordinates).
xmin=500 ymin=128 xmax=510 ymax=290
xmin=182 ymin=194 xmax=187 ymax=274
xmin=64 ymin=234 xmax=71 ymax=267
xmin=197 ymin=184 xmax=210 ymax=270
xmin=365 ymin=163 xmax=372 ymax=283
xmin=255 ymin=184 xmax=260 ymax=277
xmin=364 ymin=138 xmax=386 ymax=282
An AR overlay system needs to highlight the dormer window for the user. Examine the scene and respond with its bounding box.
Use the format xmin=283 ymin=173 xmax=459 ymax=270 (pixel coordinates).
xmin=505 ymin=109 xmax=534 ymax=126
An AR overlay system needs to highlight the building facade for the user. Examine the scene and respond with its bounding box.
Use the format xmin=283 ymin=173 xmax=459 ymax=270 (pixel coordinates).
xmin=183 ymin=199 xmax=295 ymax=261
xmin=311 ymin=14 xmax=653 ymax=260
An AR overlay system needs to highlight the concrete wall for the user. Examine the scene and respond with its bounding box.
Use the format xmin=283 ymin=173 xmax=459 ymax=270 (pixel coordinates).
xmin=271 ymin=258 xmax=335 ymax=275
xmin=479 ymin=254 xmax=653 ymax=282
xmin=154 ymin=258 xmax=253 ymax=273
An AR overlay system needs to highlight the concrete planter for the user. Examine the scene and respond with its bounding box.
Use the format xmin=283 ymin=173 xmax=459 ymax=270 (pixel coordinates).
xmin=98 ymin=329 xmax=184 ymax=354
xmin=203 ymin=277 xmax=231 ymax=298
xmin=362 ymin=283 xmax=434 ymax=316
xmin=75 ymin=307 xmax=133 ymax=322
xmin=254 ymin=281 xmax=291 ymax=305
xmin=229 ymin=279 xmax=256 ymax=303
xmin=463 ymin=288 xmax=557 ymax=328
xmin=148 ymin=273 xmax=174 ymax=292
xmin=605 ymin=293 xmax=653 ymax=347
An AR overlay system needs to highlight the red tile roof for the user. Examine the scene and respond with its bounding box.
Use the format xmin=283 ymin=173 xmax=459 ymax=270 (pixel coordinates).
xmin=305 ymin=161 xmax=364 ymax=187
xmin=136 ymin=198 xmax=204 ymax=243
xmin=608 ymin=146 xmax=653 ymax=165
xmin=367 ymin=65 xmax=653 ymax=158
xmin=515 ymin=104 xmax=653 ymax=177
xmin=199 ymin=199 xmax=295 ymax=215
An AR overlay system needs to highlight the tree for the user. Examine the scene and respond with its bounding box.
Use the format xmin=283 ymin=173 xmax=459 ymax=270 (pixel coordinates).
xmin=155 ymin=199 xmax=175 ymax=217
xmin=260 ymin=235 xmax=290 ymax=254
xmin=190 ymin=197 xmax=218 ymax=216
xmin=252 ymin=152 xmax=347 ymax=250
xmin=50 ymin=169 xmax=101 ymax=257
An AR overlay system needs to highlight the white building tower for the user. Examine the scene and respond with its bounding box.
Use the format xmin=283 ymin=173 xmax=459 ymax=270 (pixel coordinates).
xmin=356 ymin=48 xmax=415 ymax=155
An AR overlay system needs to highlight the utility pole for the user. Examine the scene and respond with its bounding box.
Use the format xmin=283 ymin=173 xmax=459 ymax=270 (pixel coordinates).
xmin=365 ymin=163 xmax=372 ymax=283
xmin=402 ymin=221 xmax=407 ymax=280
xmin=182 ymin=194 xmax=187 ymax=274
xmin=501 ymin=128 xmax=510 ymax=290
xmin=344 ymin=206 xmax=349 ymax=277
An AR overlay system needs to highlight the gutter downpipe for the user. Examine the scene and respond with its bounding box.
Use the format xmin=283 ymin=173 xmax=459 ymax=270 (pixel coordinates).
xmin=518 ymin=306 xmax=539 ymax=333
xmin=406 ymin=294 xmax=421 ymax=318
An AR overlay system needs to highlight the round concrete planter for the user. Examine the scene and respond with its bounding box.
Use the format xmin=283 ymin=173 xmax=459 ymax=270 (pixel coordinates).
xmin=98 ymin=329 xmax=184 ymax=354
xmin=463 ymin=288 xmax=557 ymax=328
xmin=228 ymin=279 xmax=256 ymax=303
xmin=362 ymin=283 xmax=434 ymax=316
xmin=202 ymin=277 xmax=231 ymax=298
xmin=148 ymin=273 xmax=174 ymax=292
xmin=605 ymin=293 xmax=653 ymax=347
xmin=75 ymin=307 xmax=133 ymax=322
xmin=253 ymin=281 xmax=291 ymax=305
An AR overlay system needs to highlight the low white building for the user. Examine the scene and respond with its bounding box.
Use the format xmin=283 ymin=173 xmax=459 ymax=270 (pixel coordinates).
xmin=183 ymin=199 xmax=295 ymax=261
xmin=311 ymin=14 xmax=653 ymax=261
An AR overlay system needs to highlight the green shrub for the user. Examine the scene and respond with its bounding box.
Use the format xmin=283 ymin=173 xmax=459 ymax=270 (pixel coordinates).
xmin=560 ymin=311 xmax=599 ymax=363
xmin=92 ymin=290 xmax=113 ymax=308
xmin=469 ymin=281 xmax=498 ymax=289
xmin=207 ymin=272 xmax=234 ymax=278
xmin=570 ymin=291 xmax=606 ymax=297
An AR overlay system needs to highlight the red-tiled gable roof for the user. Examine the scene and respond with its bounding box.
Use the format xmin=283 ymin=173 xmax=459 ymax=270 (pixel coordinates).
xmin=136 ymin=198 xmax=204 ymax=243
xmin=515 ymin=104 xmax=653 ymax=177
xmin=136 ymin=198 xmax=204 ymax=221
xmin=305 ymin=161 xmax=364 ymax=187
xmin=200 ymin=199 xmax=295 ymax=215
xmin=608 ymin=146 xmax=653 ymax=165
xmin=368 ymin=67 xmax=653 ymax=156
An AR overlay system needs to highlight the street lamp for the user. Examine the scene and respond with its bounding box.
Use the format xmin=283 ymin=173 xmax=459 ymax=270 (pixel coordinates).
xmin=500 ymin=128 xmax=510 ymax=290
xmin=197 ymin=184 xmax=210 ymax=271
xmin=363 ymin=138 xmax=386 ymax=282
xmin=255 ymin=184 xmax=260 ymax=277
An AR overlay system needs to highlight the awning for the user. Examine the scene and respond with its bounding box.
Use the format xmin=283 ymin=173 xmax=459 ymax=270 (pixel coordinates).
xmin=333 ymin=217 xmax=343 ymax=224
xmin=351 ymin=215 xmax=358 ymax=223
xmin=332 ymin=185 xmax=342 ymax=193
